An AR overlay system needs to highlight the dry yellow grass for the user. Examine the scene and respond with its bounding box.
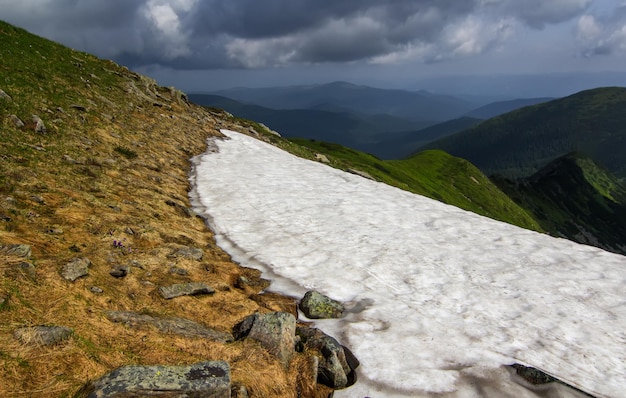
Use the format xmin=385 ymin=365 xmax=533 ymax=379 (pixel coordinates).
xmin=0 ymin=26 xmax=330 ymax=395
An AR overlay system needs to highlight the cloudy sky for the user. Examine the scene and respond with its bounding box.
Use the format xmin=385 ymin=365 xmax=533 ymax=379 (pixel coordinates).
xmin=2 ymin=0 xmax=626 ymax=95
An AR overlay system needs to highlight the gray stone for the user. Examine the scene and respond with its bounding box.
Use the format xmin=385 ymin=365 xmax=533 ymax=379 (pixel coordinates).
xmin=168 ymin=246 xmax=203 ymax=261
xmin=9 ymin=115 xmax=24 ymax=128
xmin=90 ymin=286 xmax=103 ymax=294
xmin=109 ymin=265 xmax=129 ymax=278
xmin=297 ymin=326 xmax=359 ymax=389
xmin=61 ymin=257 xmax=91 ymax=282
xmin=315 ymin=153 xmax=330 ymax=163
xmin=14 ymin=262 xmax=36 ymax=279
xmin=169 ymin=266 xmax=189 ymax=276
xmin=159 ymin=282 xmax=214 ymax=299
xmin=32 ymin=115 xmax=46 ymax=133
xmin=299 ymin=290 xmax=344 ymax=319
xmin=234 ymin=312 xmax=296 ymax=368
xmin=75 ymin=361 xmax=231 ymax=398
xmin=70 ymin=104 xmax=87 ymax=112
xmin=107 ymin=311 xmax=232 ymax=342
xmin=2 ymin=244 xmax=32 ymax=258
xmin=14 ymin=325 xmax=73 ymax=346
xmin=0 ymin=89 xmax=11 ymax=101
xmin=231 ymin=383 xmax=248 ymax=398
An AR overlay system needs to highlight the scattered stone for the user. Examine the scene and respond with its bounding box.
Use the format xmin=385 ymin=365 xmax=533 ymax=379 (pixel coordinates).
xmin=297 ymin=326 xmax=359 ymax=389
xmin=234 ymin=312 xmax=296 ymax=368
xmin=61 ymin=257 xmax=91 ymax=282
xmin=106 ymin=311 xmax=232 ymax=342
xmin=90 ymin=286 xmax=103 ymax=294
xmin=347 ymin=168 xmax=375 ymax=181
xmin=2 ymin=244 xmax=32 ymax=258
xmin=14 ymin=325 xmax=73 ymax=346
xmin=315 ymin=153 xmax=330 ymax=163
xmin=0 ymin=88 xmax=11 ymax=101
xmin=235 ymin=275 xmax=271 ymax=291
xmin=299 ymin=291 xmax=344 ymax=319
xmin=159 ymin=282 xmax=214 ymax=299
xmin=109 ymin=265 xmax=129 ymax=278
xmin=32 ymin=115 xmax=46 ymax=133
xmin=0 ymin=295 xmax=6 ymax=309
xmin=9 ymin=115 xmax=24 ymax=128
xmin=231 ymin=383 xmax=249 ymax=398
xmin=168 ymin=246 xmax=203 ymax=261
xmin=11 ymin=262 xmax=37 ymax=279
xmin=63 ymin=154 xmax=79 ymax=164
xmin=511 ymin=364 xmax=557 ymax=385
xmin=31 ymin=195 xmax=45 ymax=204
xmin=46 ymin=226 xmax=63 ymax=234
xmin=124 ymin=226 xmax=135 ymax=235
xmin=169 ymin=266 xmax=189 ymax=276
xmin=75 ymin=361 xmax=231 ymax=398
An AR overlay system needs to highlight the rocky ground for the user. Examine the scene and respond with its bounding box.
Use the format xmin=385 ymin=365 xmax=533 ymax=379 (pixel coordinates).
xmin=0 ymin=21 xmax=347 ymax=397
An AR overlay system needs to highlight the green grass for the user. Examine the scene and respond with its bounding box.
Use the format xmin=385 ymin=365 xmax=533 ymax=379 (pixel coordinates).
xmin=286 ymin=138 xmax=542 ymax=231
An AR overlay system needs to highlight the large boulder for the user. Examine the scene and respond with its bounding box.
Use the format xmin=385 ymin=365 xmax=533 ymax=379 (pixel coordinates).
xmin=299 ymin=290 xmax=344 ymax=319
xmin=297 ymin=326 xmax=359 ymax=389
xmin=234 ymin=312 xmax=296 ymax=368
xmin=75 ymin=361 xmax=231 ymax=398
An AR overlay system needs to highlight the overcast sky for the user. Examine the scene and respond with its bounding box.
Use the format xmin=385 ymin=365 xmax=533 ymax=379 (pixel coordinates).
xmin=2 ymin=0 xmax=626 ymax=96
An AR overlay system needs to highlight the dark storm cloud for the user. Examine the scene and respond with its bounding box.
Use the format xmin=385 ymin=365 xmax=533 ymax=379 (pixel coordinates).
xmin=0 ymin=0 xmax=601 ymax=69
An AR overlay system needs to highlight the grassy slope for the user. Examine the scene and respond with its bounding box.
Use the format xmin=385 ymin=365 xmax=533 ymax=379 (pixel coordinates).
xmin=422 ymin=87 xmax=626 ymax=178
xmin=287 ymin=139 xmax=542 ymax=232
xmin=0 ymin=21 xmax=327 ymax=398
xmin=494 ymin=153 xmax=626 ymax=255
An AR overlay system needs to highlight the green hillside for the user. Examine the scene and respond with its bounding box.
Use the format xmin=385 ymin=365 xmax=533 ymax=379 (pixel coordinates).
xmin=287 ymin=138 xmax=542 ymax=231
xmin=0 ymin=20 xmax=332 ymax=398
xmin=494 ymin=153 xmax=626 ymax=255
xmin=422 ymin=87 xmax=626 ymax=178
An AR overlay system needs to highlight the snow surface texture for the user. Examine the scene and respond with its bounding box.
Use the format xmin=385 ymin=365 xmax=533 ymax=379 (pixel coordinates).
xmin=190 ymin=130 xmax=626 ymax=398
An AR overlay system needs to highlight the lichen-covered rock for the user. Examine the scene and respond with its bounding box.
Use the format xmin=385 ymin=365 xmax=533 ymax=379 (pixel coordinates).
xmin=75 ymin=361 xmax=231 ymax=398
xmin=14 ymin=325 xmax=73 ymax=346
xmin=0 ymin=88 xmax=11 ymax=101
xmin=234 ymin=312 xmax=296 ymax=368
xmin=2 ymin=243 xmax=32 ymax=258
xmin=299 ymin=290 xmax=344 ymax=319
xmin=159 ymin=282 xmax=214 ymax=299
xmin=61 ymin=257 xmax=91 ymax=281
xmin=297 ymin=326 xmax=359 ymax=389
xmin=32 ymin=115 xmax=46 ymax=133
xmin=9 ymin=114 xmax=24 ymax=128
xmin=168 ymin=246 xmax=203 ymax=261
xmin=106 ymin=310 xmax=232 ymax=342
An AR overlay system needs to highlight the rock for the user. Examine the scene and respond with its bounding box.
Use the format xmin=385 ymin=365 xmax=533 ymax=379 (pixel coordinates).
xmin=75 ymin=361 xmax=231 ymax=398
xmin=297 ymin=326 xmax=359 ymax=389
xmin=61 ymin=257 xmax=91 ymax=282
xmin=169 ymin=266 xmax=189 ymax=276
xmin=12 ymin=262 xmax=37 ymax=279
xmin=2 ymin=244 xmax=32 ymax=258
xmin=234 ymin=312 xmax=296 ymax=368
xmin=9 ymin=115 xmax=24 ymax=128
xmin=231 ymin=383 xmax=249 ymax=398
xmin=299 ymin=291 xmax=344 ymax=319
xmin=159 ymin=282 xmax=214 ymax=299
xmin=14 ymin=325 xmax=73 ymax=346
xmin=0 ymin=88 xmax=11 ymax=101
xmin=107 ymin=310 xmax=232 ymax=342
xmin=315 ymin=153 xmax=330 ymax=163
xmin=347 ymin=168 xmax=375 ymax=181
xmin=0 ymin=295 xmax=7 ymax=309
xmin=32 ymin=115 xmax=46 ymax=133
xmin=109 ymin=265 xmax=129 ymax=278
xmin=168 ymin=246 xmax=203 ymax=261
xmin=511 ymin=364 xmax=557 ymax=384
xmin=90 ymin=286 xmax=103 ymax=294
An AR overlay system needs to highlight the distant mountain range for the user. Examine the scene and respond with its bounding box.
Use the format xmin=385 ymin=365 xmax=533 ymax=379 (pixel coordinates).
xmin=464 ymin=97 xmax=554 ymax=119
xmin=422 ymin=87 xmax=626 ymax=179
xmin=205 ymin=81 xmax=476 ymax=122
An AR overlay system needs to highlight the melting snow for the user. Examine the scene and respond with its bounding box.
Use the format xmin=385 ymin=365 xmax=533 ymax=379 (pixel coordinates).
xmin=190 ymin=130 xmax=626 ymax=398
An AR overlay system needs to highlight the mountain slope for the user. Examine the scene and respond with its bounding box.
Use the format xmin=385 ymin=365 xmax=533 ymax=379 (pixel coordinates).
xmin=189 ymin=93 xmax=426 ymax=147
xmin=209 ymin=81 xmax=475 ymax=122
xmin=464 ymin=97 xmax=553 ymax=119
xmin=494 ymin=153 xmax=626 ymax=254
xmin=0 ymin=20 xmax=330 ymax=398
xmin=287 ymin=138 xmax=541 ymax=231
xmin=422 ymin=87 xmax=626 ymax=178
